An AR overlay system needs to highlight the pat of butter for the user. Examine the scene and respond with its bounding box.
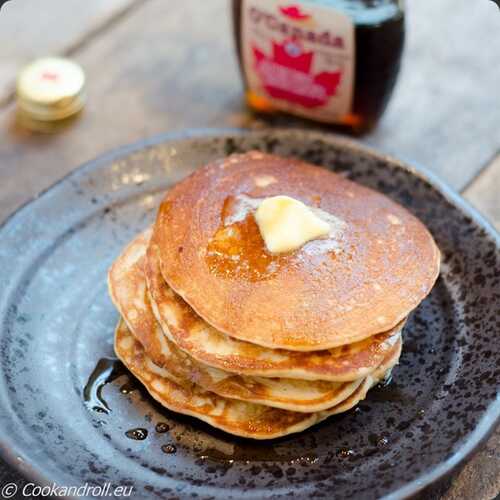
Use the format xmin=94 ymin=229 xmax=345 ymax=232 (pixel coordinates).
xmin=255 ymin=196 xmax=330 ymax=253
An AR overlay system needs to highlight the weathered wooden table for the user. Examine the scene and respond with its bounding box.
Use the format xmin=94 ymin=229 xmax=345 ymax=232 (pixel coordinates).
xmin=0 ymin=1 xmax=498 ymax=498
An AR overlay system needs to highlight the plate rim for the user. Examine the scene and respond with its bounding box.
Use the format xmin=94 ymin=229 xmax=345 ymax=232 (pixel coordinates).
xmin=0 ymin=127 xmax=498 ymax=499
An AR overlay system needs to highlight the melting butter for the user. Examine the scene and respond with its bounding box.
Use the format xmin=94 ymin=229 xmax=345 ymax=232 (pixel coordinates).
xmin=255 ymin=196 xmax=331 ymax=253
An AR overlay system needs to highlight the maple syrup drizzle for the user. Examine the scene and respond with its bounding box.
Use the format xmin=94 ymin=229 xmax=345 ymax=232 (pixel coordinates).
xmin=83 ymin=358 xmax=126 ymax=414
xmin=206 ymin=213 xmax=284 ymax=282
xmin=206 ymin=194 xmax=345 ymax=281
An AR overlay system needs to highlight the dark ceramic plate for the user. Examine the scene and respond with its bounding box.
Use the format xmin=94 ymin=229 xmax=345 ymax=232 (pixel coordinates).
xmin=0 ymin=129 xmax=499 ymax=500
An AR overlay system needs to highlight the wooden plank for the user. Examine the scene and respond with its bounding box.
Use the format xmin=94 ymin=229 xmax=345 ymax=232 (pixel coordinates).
xmin=442 ymin=428 xmax=500 ymax=500
xmin=1 ymin=0 xmax=500 ymax=225
xmin=0 ymin=0 xmax=139 ymax=105
xmin=0 ymin=2 xmax=498 ymax=497
xmin=365 ymin=0 xmax=500 ymax=191
xmin=0 ymin=0 xmax=243 ymax=223
xmin=463 ymin=154 xmax=500 ymax=230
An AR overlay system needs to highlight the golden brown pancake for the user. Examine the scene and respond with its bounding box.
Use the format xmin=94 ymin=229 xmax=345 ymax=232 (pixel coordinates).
xmin=153 ymin=151 xmax=440 ymax=351
xmin=108 ymin=231 xmax=368 ymax=412
xmin=144 ymin=231 xmax=403 ymax=381
xmin=115 ymin=319 xmax=402 ymax=439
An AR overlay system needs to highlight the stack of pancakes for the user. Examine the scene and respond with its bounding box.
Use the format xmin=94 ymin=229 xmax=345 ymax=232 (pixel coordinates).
xmin=108 ymin=152 xmax=440 ymax=439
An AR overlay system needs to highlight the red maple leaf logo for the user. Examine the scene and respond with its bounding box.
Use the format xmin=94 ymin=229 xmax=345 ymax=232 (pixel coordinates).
xmin=252 ymin=39 xmax=342 ymax=108
xmin=40 ymin=71 xmax=59 ymax=82
xmin=279 ymin=5 xmax=310 ymax=20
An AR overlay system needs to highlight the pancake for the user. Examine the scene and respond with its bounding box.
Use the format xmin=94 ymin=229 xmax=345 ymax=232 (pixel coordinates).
xmin=114 ymin=319 xmax=402 ymax=440
xmin=108 ymin=231 xmax=366 ymax=412
xmin=153 ymin=151 xmax=440 ymax=351
xmin=325 ymin=335 xmax=402 ymax=415
xmin=145 ymin=232 xmax=403 ymax=382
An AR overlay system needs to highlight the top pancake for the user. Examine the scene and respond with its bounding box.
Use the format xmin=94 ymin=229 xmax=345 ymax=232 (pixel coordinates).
xmin=154 ymin=151 xmax=440 ymax=351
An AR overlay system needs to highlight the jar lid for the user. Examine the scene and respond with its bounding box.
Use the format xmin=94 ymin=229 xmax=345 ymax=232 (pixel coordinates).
xmin=16 ymin=57 xmax=86 ymax=121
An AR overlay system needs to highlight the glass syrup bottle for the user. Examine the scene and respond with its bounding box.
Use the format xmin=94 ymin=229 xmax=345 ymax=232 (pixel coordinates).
xmin=232 ymin=0 xmax=405 ymax=133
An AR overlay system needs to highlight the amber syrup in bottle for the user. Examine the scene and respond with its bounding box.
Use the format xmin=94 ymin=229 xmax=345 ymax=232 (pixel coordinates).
xmin=232 ymin=0 xmax=405 ymax=133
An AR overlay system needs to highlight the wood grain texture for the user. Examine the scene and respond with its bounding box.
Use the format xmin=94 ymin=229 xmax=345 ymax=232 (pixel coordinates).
xmin=1 ymin=0 xmax=500 ymax=222
xmin=442 ymin=428 xmax=500 ymax=500
xmin=0 ymin=0 xmax=241 ymax=222
xmin=366 ymin=0 xmax=500 ymax=191
xmin=0 ymin=0 xmax=139 ymax=105
xmin=464 ymin=154 xmax=500 ymax=230
xmin=0 ymin=0 xmax=498 ymax=498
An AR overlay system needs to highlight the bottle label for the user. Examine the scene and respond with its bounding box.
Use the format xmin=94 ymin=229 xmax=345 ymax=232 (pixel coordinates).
xmin=241 ymin=0 xmax=355 ymax=122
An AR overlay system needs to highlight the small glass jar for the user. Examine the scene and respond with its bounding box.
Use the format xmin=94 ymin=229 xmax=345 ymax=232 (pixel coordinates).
xmin=16 ymin=57 xmax=86 ymax=133
xmin=232 ymin=0 xmax=405 ymax=133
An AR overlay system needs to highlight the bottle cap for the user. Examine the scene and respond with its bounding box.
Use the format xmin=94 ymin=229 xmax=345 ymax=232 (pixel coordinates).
xmin=16 ymin=57 xmax=86 ymax=122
